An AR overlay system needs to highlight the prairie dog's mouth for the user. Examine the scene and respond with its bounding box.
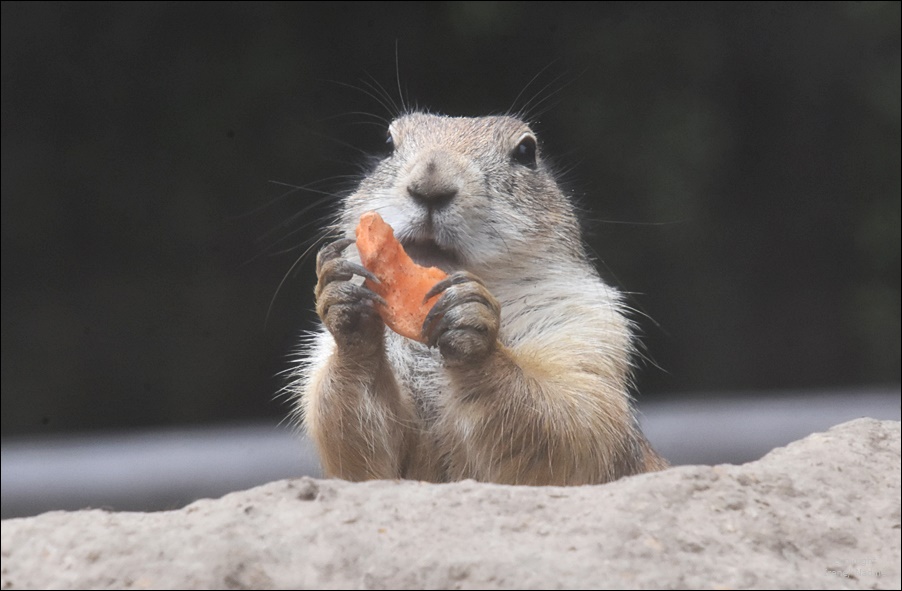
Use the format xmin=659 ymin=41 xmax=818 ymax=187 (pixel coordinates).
xmin=401 ymin=239 xmax=461 ymax=273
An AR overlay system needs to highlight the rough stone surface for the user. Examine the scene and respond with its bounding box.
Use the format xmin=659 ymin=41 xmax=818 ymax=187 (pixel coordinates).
xmin=1 ymin=418 xmax=899 ymax=590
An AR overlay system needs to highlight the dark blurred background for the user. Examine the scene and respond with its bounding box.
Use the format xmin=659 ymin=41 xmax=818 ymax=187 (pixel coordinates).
xmin=2 ymin=1 xmax=899 ymax=441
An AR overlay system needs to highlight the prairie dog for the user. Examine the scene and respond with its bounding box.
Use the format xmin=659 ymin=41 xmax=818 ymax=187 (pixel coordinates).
xmin=294 ymin=112 xmax=667 ymax=485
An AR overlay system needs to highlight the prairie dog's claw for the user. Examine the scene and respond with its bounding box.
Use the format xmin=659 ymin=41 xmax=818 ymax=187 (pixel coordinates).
xmin=421 ymin=272 xmax=500 ymax=365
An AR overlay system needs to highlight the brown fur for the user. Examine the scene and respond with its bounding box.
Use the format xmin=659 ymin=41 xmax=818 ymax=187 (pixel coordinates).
xmin=295 ymin=113 xmax=667 ymax=485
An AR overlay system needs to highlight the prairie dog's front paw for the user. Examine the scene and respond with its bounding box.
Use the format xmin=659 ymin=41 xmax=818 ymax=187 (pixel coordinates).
xmin=315 ymin=238 xmax=386 ymax=355
xmin=422 ymin=272 xmax=500 ymax=366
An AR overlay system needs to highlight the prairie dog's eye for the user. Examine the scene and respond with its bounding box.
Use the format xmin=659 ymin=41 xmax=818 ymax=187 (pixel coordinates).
xmin=512 ymin=133 xmax=537 ymax=169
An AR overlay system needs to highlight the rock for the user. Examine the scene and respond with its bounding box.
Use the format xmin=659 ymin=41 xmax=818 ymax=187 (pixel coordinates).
xmin=2 ymin=418 xmax=899 ymax=590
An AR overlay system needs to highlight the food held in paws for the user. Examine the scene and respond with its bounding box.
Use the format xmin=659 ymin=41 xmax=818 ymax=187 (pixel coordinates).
xmin=355 ymin=211 xmax=447 ymax=342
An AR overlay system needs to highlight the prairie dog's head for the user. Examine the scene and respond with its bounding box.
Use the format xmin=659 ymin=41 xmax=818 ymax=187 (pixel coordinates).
xmin=342 ymin=113 xmax=585 ymax=277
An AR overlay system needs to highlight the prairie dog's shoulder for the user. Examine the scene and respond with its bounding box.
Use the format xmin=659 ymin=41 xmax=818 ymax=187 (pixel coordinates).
xmin=493 ymin=266 xmax=634 ymax=371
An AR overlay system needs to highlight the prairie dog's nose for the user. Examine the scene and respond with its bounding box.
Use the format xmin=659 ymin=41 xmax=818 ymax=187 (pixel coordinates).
xmin=406 ymin=151 xmax=461 ymax=208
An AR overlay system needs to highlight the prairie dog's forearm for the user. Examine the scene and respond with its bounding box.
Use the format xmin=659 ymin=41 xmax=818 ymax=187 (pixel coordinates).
xmin=438 ymin=344 xmax=646 ymax=485
xmin=304 ymin=351 xmax=415 ymax=480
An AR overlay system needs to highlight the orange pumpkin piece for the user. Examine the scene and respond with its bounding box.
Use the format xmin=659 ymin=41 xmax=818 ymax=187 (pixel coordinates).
xmin=355 ymin=212 xmax=448 ymax=342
